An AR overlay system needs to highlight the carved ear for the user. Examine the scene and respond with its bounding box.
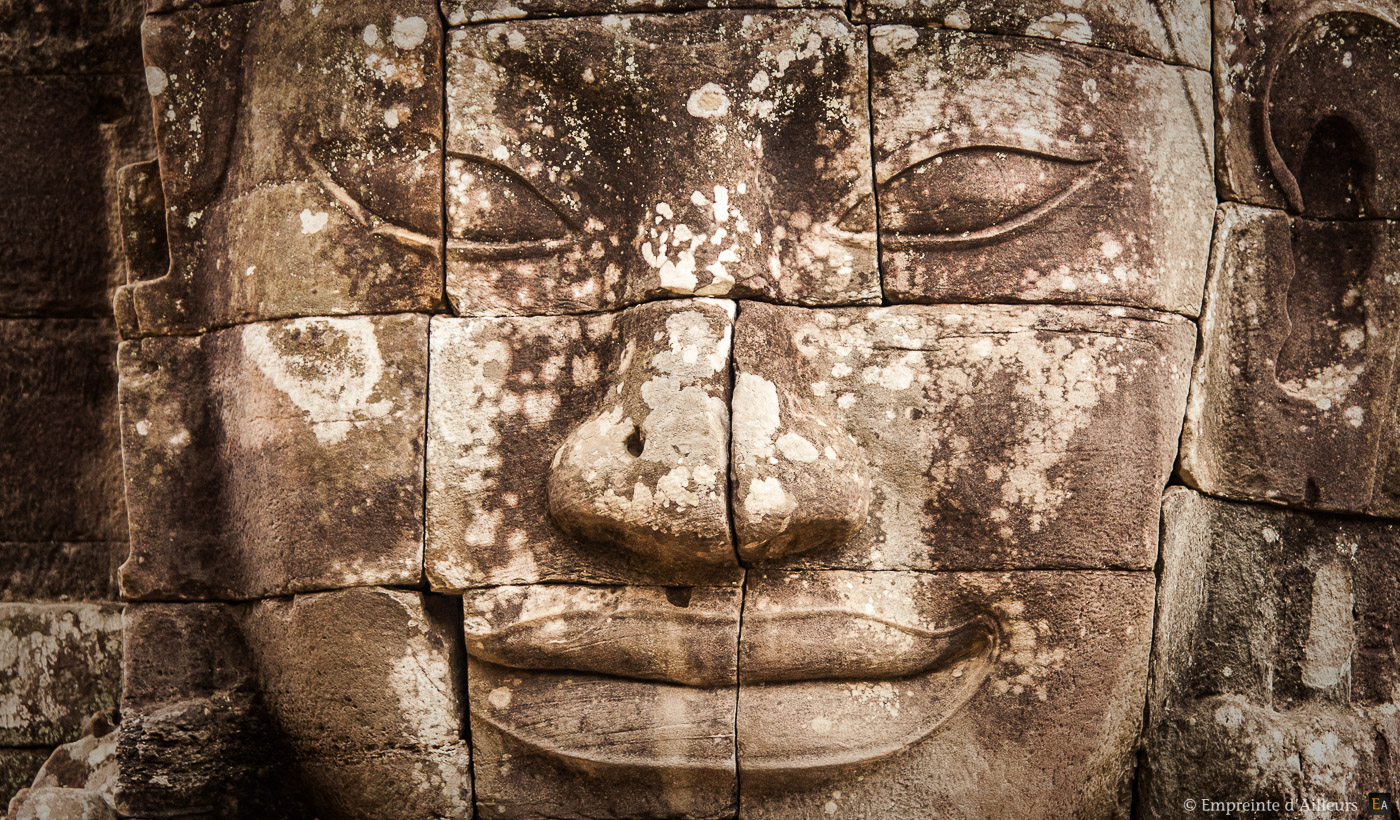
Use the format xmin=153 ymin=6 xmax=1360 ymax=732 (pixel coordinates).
xmin=141 ymin=5 xmax=252 ymax=213
xmin=1261 ymin=9 xmax=1400 ymax=218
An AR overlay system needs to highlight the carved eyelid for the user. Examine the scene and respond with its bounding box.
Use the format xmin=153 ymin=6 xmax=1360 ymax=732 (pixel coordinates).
xmin=448 ymin=152 xmax=584 ymax=258
xmin=877 ymin=135 xmax=1101 ymax=247
xmin=876 ymin=132 xmax=1099 ymax=185
xmin=300 ymin=140 xmax=585 ymax=258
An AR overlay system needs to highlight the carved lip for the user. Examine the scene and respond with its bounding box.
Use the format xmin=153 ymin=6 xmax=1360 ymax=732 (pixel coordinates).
xmin=468 ymin=604 xmax=998 ymax=775
xmin=464 ymin=596 xmax=992 ymax=687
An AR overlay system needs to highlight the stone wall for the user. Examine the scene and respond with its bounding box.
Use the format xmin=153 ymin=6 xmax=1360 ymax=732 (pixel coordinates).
xmin=2 ymin=0 xmax=1398 ymax=816
xmin=0 ymin=0 xmax=149 ymax=807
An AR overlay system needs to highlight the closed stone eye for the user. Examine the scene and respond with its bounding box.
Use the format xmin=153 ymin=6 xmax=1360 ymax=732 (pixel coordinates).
xmin=309 ymin=133 xmax=442 ymax=237
xmin=448 ymin=154 xmax=576 ymax=254
xmin=879 ymin=146 xmax=1096 ymax=243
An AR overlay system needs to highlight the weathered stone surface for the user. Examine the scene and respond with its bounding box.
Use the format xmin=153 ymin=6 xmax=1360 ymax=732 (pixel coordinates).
xmin=0 ymin=74 xmax=151 ymax=316
xmin=463 ymin=583 xmax=741 ymax=686
xmin=445 ymin=11 xmax=877 ymax=316
xmin=871 ymin=28 xmax=1214 ymax=316
xmin=1141 ymin=488 xmax=1400 ymax=817
xmin=116 ymin=0 xmax=443 ymax=337
xmin=462 ymin=582 xmax=738 ymax=818
xmin=240 ymin=588 xmax=473 ymax=819
xmin=854 ymin=0 xmax=1209 ymax=68
xmin=118 ymin=314 xmax=427 ymax=600
xmin=7 ymin=713 xmax=119 ymax=820
xmin=10 ymin=787 xmax=116 ymax=820
xmin=0 ymin=543 xmax=120 ymax=602
xmin=117 ymin=602 xmax=289 ymax=818
xmin=0 ymin=320 xmax=124 ymax=543
xmin=469 ymin=654 xmax=736 ymax=819
xmin=0 ymin=0 xmax=142 ymax=75
xmin=1180 ymin=204 xmax=1400 ymax=514
xmin=1214 ymin=2 xmax=1400 ymax=216
xmin=120 ymin=591 xmax=471 ymax=818
xmin=444 ymin=0 xmax=838 ymax=25
xmin=427 ymin=300 xmax=738 ymax=589
xmin=116 ymin=159 xmax=169 ymax=291
xmin=739 ymin=570 xmax=1153 ymax=819
xmin=0 ymin=604 xmax=121 ymax=747
xmin=733 ymin=302 xmax=1194 ymax=570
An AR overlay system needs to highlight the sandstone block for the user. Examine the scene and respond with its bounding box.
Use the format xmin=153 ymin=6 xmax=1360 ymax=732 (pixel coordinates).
xmin=1214 ymin=1 xmax=1400 ymax=216
xmin=854 ymin=0 xmax=1209 ymax=68
xmin=117 ymin=0 xmax=443 ymax=336
xmin=11 ymin=787 xmax=117 ymax=820
xmin=0 ymin=0 xmax=142 ymax=74
xmin=240 ymin=588 xmax=473 ymax=819
xmin=7 ymin=714 xmax=119 ymax=819
xmin=117 ymin=603 xmax=280 ymax=818
xmin=443 ymin=0 xmax=838 ymax=25
xmin=468 ymin=653 xmax=736 ymax=819
xmin=0 ymin=604 xmax=121 ymax=747
xmin=0 ymin=542 xmax=120 ymax=602
xmin=738 ymin=570 xmax=1153 ymax=819
xmin=1142 ymin=488 xmax=1400 ymax=817
xmin=870 ymin=28 xmax=1213 ymax=316
xmin=445 ymin=11 xmax=877 ymax=316
xmin=0 ymin=320 xmax=124 ymax=543
xmin=118 ymin=314 xmax=427 ymax=600
xmin=1180 ymin=204 xmax=1400 ymax=514
xmin=427 ymin=299 xmax=740 ymax=588
xmin=119 ymin=591 xmax=471 ymax=819
xmin=462 ymin=582 xmax=739 ymax=817
xmin=0 ymin=75 xmax=151 ymax=316
xmin=733 ymin=302 xmax=1194 ymax=571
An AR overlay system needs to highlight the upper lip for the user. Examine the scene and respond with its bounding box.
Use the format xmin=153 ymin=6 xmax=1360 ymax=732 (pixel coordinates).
xmin=463 ymin=587 xmax=994 ymax=687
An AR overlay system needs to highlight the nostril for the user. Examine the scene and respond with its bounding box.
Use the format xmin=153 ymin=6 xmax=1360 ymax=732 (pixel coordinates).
xmin=665 ymin=586 xmax=694 ymax=607
xmin=624 ymin=426 xmax=645 ymax=458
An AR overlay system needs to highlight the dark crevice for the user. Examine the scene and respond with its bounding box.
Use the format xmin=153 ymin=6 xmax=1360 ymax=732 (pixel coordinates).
xmin=110 ymin=293 xmax=1223 ymax=341
xmin=727 ymin=299 xmax=746 ymax=816
xmin=664 ymin=585 xmax=693 ymax=607
xmin=439 ymin=13 xmax=453 ymax=319
xmin=624 ymin=425 xmax=645 ymax=457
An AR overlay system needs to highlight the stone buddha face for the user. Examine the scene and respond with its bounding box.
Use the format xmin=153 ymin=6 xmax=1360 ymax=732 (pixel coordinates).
xmin=113 ymin=0 xmax=1239 ymax=817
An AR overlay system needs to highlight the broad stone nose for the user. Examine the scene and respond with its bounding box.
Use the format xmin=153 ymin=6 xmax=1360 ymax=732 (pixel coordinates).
xmin=547 ymin=299 xmax=737 ymax=571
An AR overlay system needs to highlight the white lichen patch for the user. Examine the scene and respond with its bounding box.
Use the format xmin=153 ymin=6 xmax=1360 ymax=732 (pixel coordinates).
xmin=1026 ymin=12 xmax=1094 ymax=45
xmin=243 ymin=318 xmax=393 ymax=445
xmin=299 ymin=209 xmax=329 ymax=235
xmin=1277 ymin=362 xmax=1365 ymax=411
xmin=391 ymin=16 xmax=429 ymax=50
xmin=686 ymin=83 xmax=731 ymax=119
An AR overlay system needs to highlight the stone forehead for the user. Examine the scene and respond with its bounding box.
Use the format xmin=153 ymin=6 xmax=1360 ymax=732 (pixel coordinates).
xmin=119 ymin=3 xmax=1222 ymax=336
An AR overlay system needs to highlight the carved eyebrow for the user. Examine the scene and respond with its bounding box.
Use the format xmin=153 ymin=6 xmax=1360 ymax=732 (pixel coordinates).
xmin=876 ymin=131 xmax=1099 ymax=186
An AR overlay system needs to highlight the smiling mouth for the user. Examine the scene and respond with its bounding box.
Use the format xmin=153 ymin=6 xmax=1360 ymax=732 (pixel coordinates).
xmin=464 ymin=586 xmax=999 ymax=776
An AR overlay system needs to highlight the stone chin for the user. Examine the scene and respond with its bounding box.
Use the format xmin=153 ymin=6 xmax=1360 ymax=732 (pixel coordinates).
xmin=464 ymin=591 xmax=999 ymax=778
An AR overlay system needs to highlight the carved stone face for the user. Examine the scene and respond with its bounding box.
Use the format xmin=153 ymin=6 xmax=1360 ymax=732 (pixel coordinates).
xmin=113 ymin=0 xmax=1238 ymax=816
